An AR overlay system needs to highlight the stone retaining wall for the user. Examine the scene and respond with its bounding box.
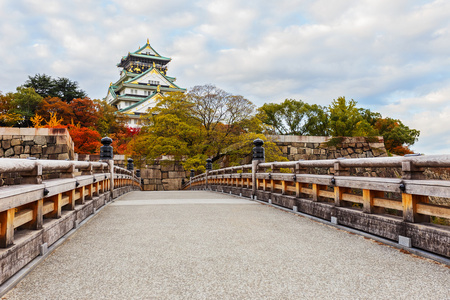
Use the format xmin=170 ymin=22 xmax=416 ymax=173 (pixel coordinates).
xmin=269 ymin=135 xmax=388 ymax=160
xmin=140 ymin=162 xmax=188 ymax=191
xmin=0 ymin=128 xmax=75 ymax=160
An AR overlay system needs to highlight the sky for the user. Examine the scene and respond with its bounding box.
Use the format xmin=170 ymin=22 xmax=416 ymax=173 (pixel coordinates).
xmin=1 ymin=0 xmax=450 ymax=154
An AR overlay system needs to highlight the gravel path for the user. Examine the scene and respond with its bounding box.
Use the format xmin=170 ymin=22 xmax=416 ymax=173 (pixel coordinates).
xmin=4 ymin=191 xmax=450 ymax=299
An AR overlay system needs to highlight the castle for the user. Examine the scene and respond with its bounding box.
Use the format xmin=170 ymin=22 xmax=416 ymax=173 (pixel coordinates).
xmin=105 ymin=39 xmax=186 ymax=127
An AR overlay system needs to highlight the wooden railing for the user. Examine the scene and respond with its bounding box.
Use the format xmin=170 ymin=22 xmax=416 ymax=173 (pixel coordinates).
xmin=0 ymin=158 xmax=141 ymax=249
xmin=186 ymin=155 xmax=450 ymax=258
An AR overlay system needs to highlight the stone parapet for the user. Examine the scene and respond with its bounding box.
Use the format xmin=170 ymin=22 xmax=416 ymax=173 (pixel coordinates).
xmin=268 ymin=135 xmax=388 ymax=161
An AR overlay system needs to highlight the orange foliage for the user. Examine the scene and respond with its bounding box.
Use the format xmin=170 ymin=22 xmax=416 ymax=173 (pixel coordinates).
xmin=70 ymin=98 xmax=100 ymax=128
xmin=36 ymin=97 xmax=74 ymax=125
xmin=391 ymin=146 xmax=414 ymax=156
xmin=68 ymin=125 xmax=102 ymax=154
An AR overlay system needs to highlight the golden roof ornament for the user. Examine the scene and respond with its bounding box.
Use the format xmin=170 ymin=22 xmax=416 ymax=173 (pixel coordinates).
xmin=157 ymin=85 xmax=161 ymax=93
xmin=153 ymin=62 xmax=156 ymax=68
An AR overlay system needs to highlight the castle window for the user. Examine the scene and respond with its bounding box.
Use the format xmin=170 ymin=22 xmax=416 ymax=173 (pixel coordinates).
xmin=149 ymin=80 xmax=159 ymax=86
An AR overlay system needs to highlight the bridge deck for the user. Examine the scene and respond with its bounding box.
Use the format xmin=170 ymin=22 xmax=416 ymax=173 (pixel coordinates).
xmin=4 ymin=191 xmax=450 ymax=299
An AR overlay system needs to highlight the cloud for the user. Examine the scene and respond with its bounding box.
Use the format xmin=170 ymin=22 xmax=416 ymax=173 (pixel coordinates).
xmin=1 ymin=0 xmax=450 ymax=154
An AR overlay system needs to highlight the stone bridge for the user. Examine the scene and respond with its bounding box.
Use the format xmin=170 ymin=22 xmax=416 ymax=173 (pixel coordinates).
xmin=0 ymin=141 xmax=450 ymax=298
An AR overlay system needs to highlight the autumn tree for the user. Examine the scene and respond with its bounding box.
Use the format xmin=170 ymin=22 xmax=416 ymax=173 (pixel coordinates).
xmin=69 ymin=98 xmax=100 ymax=128
xmin=374 ymin=118 xmax=419 ymax=155
xmin=35 ymin=97 xmax=74 ymax=124
xmin=68 ymin=125 xmax=102 ymax=154
xmin=187 ymin=85 xmax=255 ymax=158
xmin=0 ymin=92 xmax=22 ymax=126
xmin=131 ymin=87 xmax=260 ymax=168
xmin=95 ymin=100 xmax=128 ymax=137
xmin=23 ymin=74 xmax=87 ymax=102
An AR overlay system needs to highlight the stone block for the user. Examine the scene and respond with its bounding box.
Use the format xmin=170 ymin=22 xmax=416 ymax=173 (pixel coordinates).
xmin=347 ymin=148 xmax=354 ymax=154
xmin=31 ymin=145 xmax=42 ymax=154
xmin=0 ymin=148 xmax=3 ymax=156
xmin=22 ymin=135 xmax=35 ymax=141
xmin=14 ymin=146 xmax=23 ymax=154
xmin=20 ymin=154 xmax=30 ymax=158
xmin=34 ymin=136 xmax=47 ymax=145
xmin=58 ymin=153 xmax=70 ymax=160
xmin=43 ymin=146 xmax=55 ymax=155
xmin=372 ymin=148 xmax=386 ymax=157
xmin=148 ymin=169 xmax=161 ymax=178
xmin=290 ymin=147 xmax=298 ymax=155
xmin=162 ymin=172 xmax=168 ymax=179
xmin=10 ymin=138 xmax=21 ymax=146
xmin=398 ymin=235 xmax=411 ymax=247
xmin=369 ymin=142 xmax=385 ymax=148
xmin=161 ymin=164 xmax=175 ymax=172
xmin=40 ymin=243 xmax=48 ymax=255
xmin=1 ymin=135 xmax=13 ymax=140
xmin=46 ymin=136 xmax=57 ymax=144
xmin=4 ymin=148 xmax=14 ymax=157
xmin=2 ymin=140 xmax=11 ymax=149
xmin=168 ymin=171 xmax=185 ymax=178
xmin=162 ymin=178 xmax=181 ymax=190
xmin=174 ymin=164 xmax=184 ymax=171
xmin=60 ymin=144 xmax=69 ymax=153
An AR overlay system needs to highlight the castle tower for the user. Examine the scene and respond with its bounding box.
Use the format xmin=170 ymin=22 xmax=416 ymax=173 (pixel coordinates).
xmin=105 ymin=39 xmax=186 ymax=127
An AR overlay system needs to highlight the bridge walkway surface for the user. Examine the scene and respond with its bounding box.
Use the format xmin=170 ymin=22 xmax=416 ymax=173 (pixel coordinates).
xmin=3 ymin=191 xmax=450 ymax=299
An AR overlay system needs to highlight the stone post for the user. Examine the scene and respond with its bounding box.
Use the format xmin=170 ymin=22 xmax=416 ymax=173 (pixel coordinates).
xmin=206 ymin=158 xmax=212 ymax=190
xmin=252 ymin=138 xmax=265 ymax=199
xmin=190 ymin=169 xmax=195 ymax=189
xmin=100 ymin=137 xmax=114 ymax=195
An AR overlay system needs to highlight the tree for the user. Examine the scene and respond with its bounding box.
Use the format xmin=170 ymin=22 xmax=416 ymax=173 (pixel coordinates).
xmin=68 ymin=125 xmax=102 ymax=154
xmin=328 ymin=97 xmax=364 ymax=137
xmin=374 ymin=118 xmax=420 ymax=155
xmin=95 ymin=100 xmax=129 ymax=137
xmin=23 ymin=74 xmax=87 ymax=102
xmin=0 ymin=92 xmax=22 ymax=126
xmin=11 ymin=87 xmax=43 ymax=126
xmin=131 ymin=87 xmax=259 ymax=167
xmin=258 ymin=99 xmax=329 ymax=136
xmin=187 ymin=85 xmax=255 ymax=157
xmin=69 ymin=98 xmax=100 ymax=128
xmin=35 ymin=97 xmax=74 ymax=125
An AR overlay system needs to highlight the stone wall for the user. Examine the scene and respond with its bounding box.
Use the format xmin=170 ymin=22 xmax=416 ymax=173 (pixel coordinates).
xmin=0 ymin=128 xmax=75 ymax=160
xmin=140 ymin=162 xmax=188 ymax=191
xmin=269 ymin=135 xmax=388 ymax=160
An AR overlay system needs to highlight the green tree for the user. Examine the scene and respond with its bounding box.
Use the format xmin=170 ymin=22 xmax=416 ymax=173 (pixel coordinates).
xmin=23 ymin=74 xmax=87 ymax=103
xmin=11 ymin=87 xmax=43 ymax=126
xmin=94 ymin=100 xmax=128 ymax=137
xmin=258 ymin=99 xmax=329 ymax=136
xmin=329 ymin=97 xmax=365 ymax=136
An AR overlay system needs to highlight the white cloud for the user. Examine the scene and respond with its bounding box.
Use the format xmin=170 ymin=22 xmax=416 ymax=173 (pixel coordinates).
xmin=1 ymin=0 xmax=450 ymax=154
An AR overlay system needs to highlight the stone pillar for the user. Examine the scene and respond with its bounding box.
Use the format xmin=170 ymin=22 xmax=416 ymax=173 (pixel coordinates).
xmin=252 ymin=138 xmax=265 ymax=198
xmin=205 ymin=158 xmax=212 ymax=190
xmin=100 ymin=137 xmax=114 ymax=194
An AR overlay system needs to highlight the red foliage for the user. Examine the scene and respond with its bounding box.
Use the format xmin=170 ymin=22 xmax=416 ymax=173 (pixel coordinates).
xmin=391 ymin=145 xmax=414 ymax=156
xmin=68 ymin=126 xmax=102 ymax=154
xmin=69 ymin=98 xmax=100 ymax=128
xmin=126 ymin=126 xmax=141 ymax=136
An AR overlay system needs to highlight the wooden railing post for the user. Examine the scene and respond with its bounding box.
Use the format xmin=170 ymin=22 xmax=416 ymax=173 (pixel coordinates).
xmin=0 ymin=208 xmax=15 ymax=247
